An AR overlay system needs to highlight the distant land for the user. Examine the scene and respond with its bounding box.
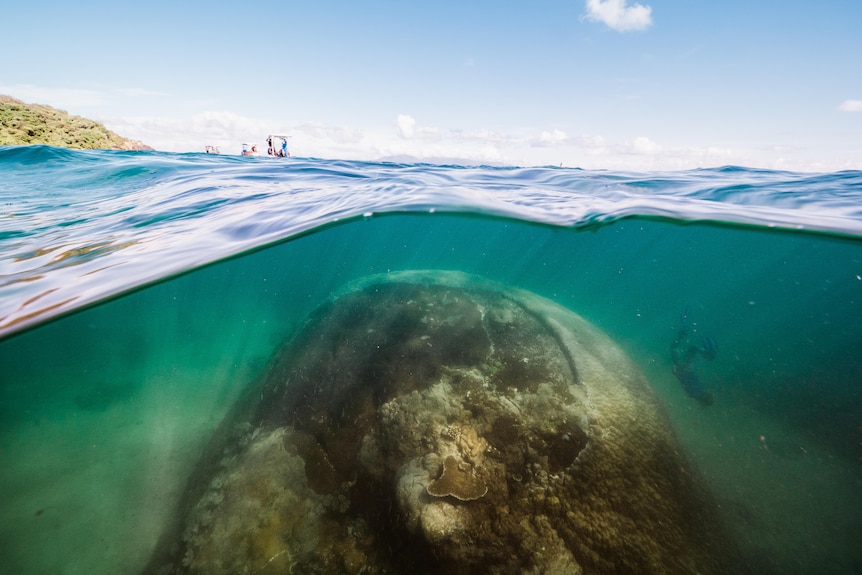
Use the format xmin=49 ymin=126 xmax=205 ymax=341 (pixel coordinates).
xmin=0 ymin=95 xmax=152 ymax=151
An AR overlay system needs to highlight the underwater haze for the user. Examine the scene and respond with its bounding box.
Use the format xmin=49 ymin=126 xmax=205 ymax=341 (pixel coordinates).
xmin=1 ymin=146 xmax=861 ymax=574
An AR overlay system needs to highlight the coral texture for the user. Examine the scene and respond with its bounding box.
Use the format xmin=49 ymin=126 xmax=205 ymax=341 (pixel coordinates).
xmin=146 ymin=271 xmax=733 ymax=575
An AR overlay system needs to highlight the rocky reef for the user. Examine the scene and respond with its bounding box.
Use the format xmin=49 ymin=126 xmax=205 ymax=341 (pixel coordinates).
xmin=145 ymin=271 xmax=735 ymax=574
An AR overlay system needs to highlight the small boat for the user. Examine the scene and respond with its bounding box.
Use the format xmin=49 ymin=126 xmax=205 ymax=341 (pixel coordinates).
xmin=266 ymin=134 xmax=291 ymax=158
xmin=204 ymin=145 xmax=220 ymax=154
xmin=240 ymin=143 xmax=259 ymax=157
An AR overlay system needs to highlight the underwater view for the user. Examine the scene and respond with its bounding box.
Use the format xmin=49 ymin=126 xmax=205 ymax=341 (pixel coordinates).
xmin=1 ymin=146 xmax=861 ymax=574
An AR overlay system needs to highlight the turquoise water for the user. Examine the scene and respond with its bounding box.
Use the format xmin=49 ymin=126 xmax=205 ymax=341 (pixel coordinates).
xmin=1 ymin=146 xmax=861 ymax=573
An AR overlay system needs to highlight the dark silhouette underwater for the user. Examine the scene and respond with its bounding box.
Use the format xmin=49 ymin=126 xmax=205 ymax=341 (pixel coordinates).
xmin=671 ymin=308 xmax=718 ymax=407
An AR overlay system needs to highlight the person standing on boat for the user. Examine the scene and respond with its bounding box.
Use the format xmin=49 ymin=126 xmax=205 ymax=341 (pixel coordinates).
xmin=281 ymin=137 xmax=289 ymax=158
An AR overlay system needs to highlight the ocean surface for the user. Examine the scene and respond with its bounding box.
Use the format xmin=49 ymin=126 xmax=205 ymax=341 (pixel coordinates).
xmin=1 ymin=145 xmax=860 ymax=574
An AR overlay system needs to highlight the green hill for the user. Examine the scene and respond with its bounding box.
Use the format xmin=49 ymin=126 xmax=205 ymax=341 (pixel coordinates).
xmin=0 ymin=95 xmax=152 ymax=150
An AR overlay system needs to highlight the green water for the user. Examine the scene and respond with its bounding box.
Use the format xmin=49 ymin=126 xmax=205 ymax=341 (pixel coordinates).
xmin=1 ymin=213 xmax=860 ymax=574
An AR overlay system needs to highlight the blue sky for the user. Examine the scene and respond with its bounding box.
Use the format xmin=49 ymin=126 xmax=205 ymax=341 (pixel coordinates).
xmin=2 ymin=0 xmax=860 ymax=170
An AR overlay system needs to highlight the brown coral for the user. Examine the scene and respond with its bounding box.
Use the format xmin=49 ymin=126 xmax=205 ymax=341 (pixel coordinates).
xmin=426 ymin=456 xmax=488 ymax=501
xmin=145 ymin=271 xmax=738 ymax=575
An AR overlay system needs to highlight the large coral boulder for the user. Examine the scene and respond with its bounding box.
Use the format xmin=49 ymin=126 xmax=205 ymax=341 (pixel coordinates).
xmin=146 ymin=271 xmax=734 ymax=575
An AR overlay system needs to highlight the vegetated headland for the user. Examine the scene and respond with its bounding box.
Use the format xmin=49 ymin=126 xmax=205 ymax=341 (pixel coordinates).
xmin=0 ymin=95 xmax=152 ymax=150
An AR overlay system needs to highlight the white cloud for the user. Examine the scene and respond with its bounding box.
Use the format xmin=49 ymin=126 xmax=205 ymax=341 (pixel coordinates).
xmin=293 ymin=121 xmax=364 ymax=144
xmin=10 ymin=81 xmax=850 ymax=171
xmin=449 ymin=128 xmax=511 ymax=144
xmin=85 ymin=109 xmax=862 ymax=171
xmin=395 ymin=115 xmax=446 ymax=141
xmin=397 ymin=114 xmax=416 ymax=138
xmin=532 ymin=129 xmax=569 ymax=147
xmin=576 ymin=134 xmax=609 ymax=151
xmin=104 ymin=110 xmax=273 ymax=152
xmin=630 ymin=136 xmax=661 ymax=155
xmin=584 ymin=0 xmax=653 ymax=32
xmin=838 ymin=99 xmax=862 ymax=112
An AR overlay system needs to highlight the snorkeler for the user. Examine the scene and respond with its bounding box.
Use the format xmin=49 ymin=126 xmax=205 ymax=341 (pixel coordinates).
xmin=671 ymin=307 xmax=717 ymax=406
